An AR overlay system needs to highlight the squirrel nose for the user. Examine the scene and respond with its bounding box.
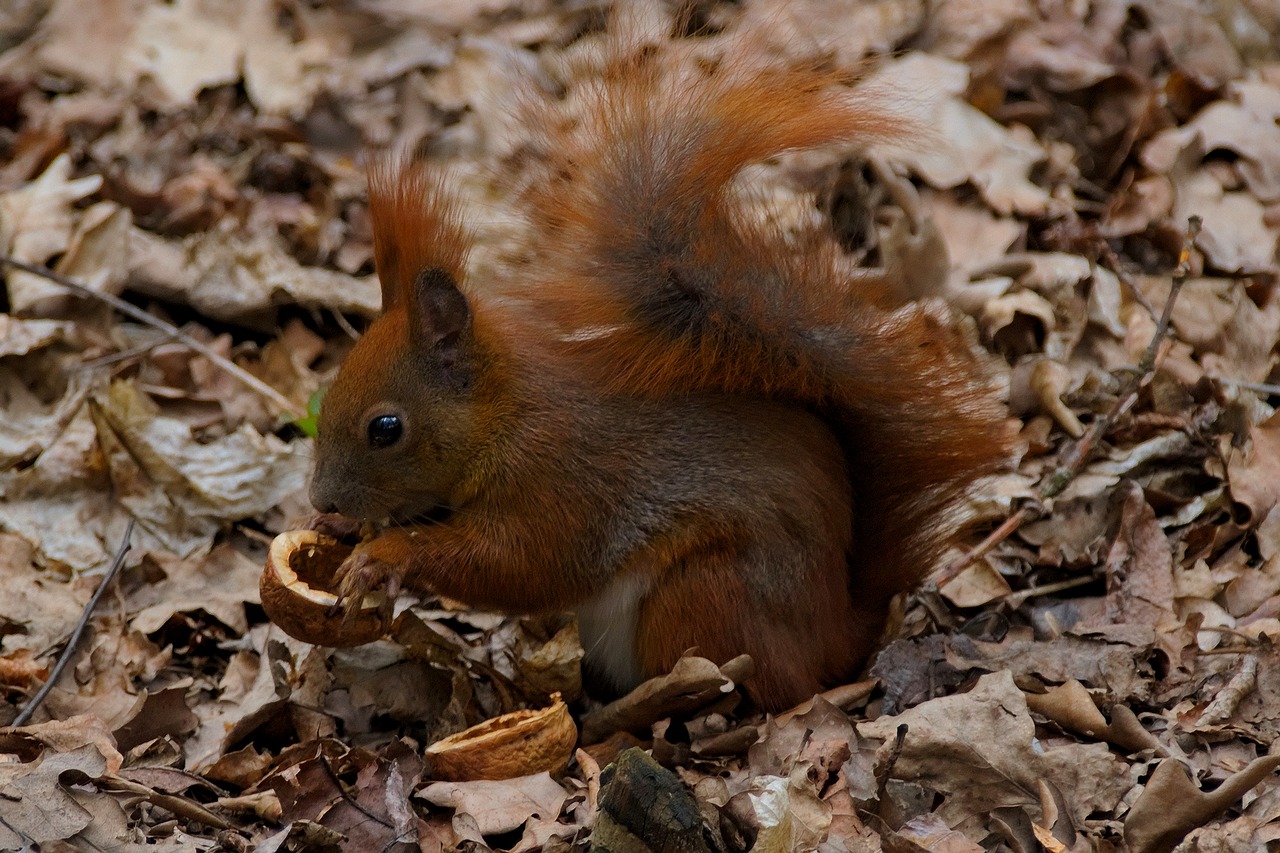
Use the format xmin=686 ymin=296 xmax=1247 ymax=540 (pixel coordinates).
xmin=309 ymin=480 xmax=338 ymax=515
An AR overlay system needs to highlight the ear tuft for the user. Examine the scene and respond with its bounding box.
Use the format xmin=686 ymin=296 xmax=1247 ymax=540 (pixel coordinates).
xmin=368 ymin=156 xmax=471 ymax=313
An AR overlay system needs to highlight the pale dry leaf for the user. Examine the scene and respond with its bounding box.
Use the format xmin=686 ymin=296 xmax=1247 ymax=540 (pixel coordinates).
xmin=122 ymin=0 xmax=241 ymax=108
xmin=66 ymin=786 xmax=140 ymax=851
xmin=865 ymin=53 xmax=1051 ymax=215
xmin=977 ymin=288 xmax=1058 ymax=354
xmin=919 ymin=192 xmax=1024 ymax=285
xmin=1023 ymin=679 xmax=1162 ymax=754
xmin=0 ymin=404 xmax=134 ymax=573
xmin=741 ymin=0 xmax=928 ymax=67
xmin=0 ymin=315 xmax=72 ymax=358
xmin=894 ymin=812 xmax=985 ymax=852
xmin=1175 ymin=816 xmax=1272 ymax=853
xmin=0 ymin=367 xmax=89 ymax=469
xmin=0 ymin=743 xmax=108 ymax=843
xmin=0 ymin=714 xmax=123 ymax=773
xmin=0 ymin=153 xmax=103 ymax=313
xmin=240 ymin=0 xmax=342 ymax=117
xmin=1165 ymin=138 xmax=1279 ymax=274
xmin=1075 ymin=482 xmax=1179 ymax=641
xmin=178 ymin=228 xmax=380 ymax=320
xmin=355 ymin=27 xmax=454 ymax=87
xmin=1000 ymin=10 xmax=1121 ymax=91
xmin=422 ymin=35 xmax=545 ymax=161
xmin=54 ymin=201 xmax=131 ymax=302
xmin=1216 ymin=639 xmax=1280 ymax=743
xmin=89 ymin=380 xmax=308 ymax=557
xmin=748 ymin=766 xmax=832 ymax=853
xmin=24 ymin=0 xmax=145 ymax=85
xmin=1056 ymin=431 xmax=1197 ymax=503
xmin=1102 ymin=174 xmax=1175 ymax=238
xmin=1142 ymin=80 xmax=1280 ymax=203
xmin=1136 ymin=0 xmax=1243 ymax=87
xmin=916 ymin=0 xmax=1032 ymax=60
xmin=1257 ymin=505 xmax=1280 ymax=563
xmin=42 ymin=621 xmax=173 ymax=728
xmin=945 ymin=635 xmax=1153 ymax=702
xmin=939 ymin=559 xmax=1012 ymax=608
xmin=509 ymin=616 xmax=585 ymax=702
xmin=129 ymin=545 xmax=262 ymax=636
xmin=419 ymin=772 xmax=568 ymax=836
xmin=749 ymin=696 xmax=854 ymax=784
xmin=579 ymin=654 xmax=749 ymax=745
xmin=184 ymin=628 xmax=294 ymax=770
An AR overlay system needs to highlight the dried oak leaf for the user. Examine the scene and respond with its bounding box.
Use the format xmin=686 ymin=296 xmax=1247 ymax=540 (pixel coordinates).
xmin=858 ymin=670 xmax=1132 ymax=827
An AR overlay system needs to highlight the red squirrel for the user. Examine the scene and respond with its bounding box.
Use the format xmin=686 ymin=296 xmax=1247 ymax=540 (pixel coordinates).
xmin=307 ymin=42 xmax=1012 ymax=711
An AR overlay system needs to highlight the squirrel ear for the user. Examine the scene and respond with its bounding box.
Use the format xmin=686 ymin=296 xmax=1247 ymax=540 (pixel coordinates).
xmin=411 ymin=266 xmax=470 ymax=350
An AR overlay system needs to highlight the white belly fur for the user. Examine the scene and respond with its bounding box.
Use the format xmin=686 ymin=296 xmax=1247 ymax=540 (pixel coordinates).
xmin=574 ymin=572 xmax=651 ymax=692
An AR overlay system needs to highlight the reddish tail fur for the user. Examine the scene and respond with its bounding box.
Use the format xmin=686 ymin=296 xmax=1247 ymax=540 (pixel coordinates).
xmin=523 ymin=41 xmax=1010 ymax=603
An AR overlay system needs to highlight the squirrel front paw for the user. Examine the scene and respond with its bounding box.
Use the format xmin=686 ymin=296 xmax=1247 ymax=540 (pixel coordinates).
xmin=331 ymin=541 xmax=404 ymax=624
xmin=301 ymin=511 xmax=364 ymax=544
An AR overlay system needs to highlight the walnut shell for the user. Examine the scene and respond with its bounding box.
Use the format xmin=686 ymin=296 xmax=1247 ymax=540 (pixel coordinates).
xmin=426 ymin=694 xmax=577 ymax=781
xmin=259 ymin=529 xmax=388 ymax=647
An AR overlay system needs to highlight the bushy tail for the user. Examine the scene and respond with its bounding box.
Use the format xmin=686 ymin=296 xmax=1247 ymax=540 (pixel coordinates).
xmin=524 ymin=35 xmax=1011 ymax=596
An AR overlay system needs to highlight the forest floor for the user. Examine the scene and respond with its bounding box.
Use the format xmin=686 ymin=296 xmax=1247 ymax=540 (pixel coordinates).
xmin=1 ymin=1 xmax=1279 ymax=851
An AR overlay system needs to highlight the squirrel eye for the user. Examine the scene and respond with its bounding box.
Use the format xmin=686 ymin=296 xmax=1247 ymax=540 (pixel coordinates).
xmin=367 ymin=414 xmax=403 ymax=448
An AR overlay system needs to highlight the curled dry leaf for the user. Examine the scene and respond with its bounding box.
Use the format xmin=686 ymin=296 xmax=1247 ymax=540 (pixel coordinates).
xmin=580 ymin=654 xmax=754 ymax=745
xmin=1023 ymin=679 xmax=1163 ymax=755
xmin=1124 ymin=754 xmax=1280 ymax=853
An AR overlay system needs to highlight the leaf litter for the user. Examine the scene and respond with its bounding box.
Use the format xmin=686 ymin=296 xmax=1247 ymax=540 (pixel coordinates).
xmin=1 ymin=0 xmax=1279 ymax=850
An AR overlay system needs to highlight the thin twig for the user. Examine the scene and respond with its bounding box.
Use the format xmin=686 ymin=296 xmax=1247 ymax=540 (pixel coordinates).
xmin=14 ymin=519 xmax=136 ymax=726
xmin=937 ymin=216 xmax=1203 ymax=586
xmin=0 ymin=255 xmax=306 ymax=419
xmin=1096 ymin=237 xmax=1159 ymax=323
xmin=1222 ymin=378 xmax=1280 ymax=397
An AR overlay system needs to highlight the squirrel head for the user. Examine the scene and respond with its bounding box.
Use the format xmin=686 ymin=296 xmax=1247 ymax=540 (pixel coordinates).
xmin=310 ymin=160 xmax=484 ymax=521
xmin=309 ymin=266 xmax=481 ymax=521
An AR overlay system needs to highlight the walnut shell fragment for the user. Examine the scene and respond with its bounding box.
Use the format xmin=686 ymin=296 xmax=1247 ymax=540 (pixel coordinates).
xmin=426 ymin=694 xmax=577 ymax=781
xmin=259 ymin=529 xmax=388 ymax=647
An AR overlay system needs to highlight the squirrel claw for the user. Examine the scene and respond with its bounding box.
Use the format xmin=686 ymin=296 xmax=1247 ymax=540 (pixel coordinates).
xmin=330 ymin=548 xmax=402 ymax=625
xmin=302 ymin=511 xmax=363 ymax=544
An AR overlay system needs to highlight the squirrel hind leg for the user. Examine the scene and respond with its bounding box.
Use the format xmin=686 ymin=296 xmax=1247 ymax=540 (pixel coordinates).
xmin=634 ymin=540 xmax=869 ymax=712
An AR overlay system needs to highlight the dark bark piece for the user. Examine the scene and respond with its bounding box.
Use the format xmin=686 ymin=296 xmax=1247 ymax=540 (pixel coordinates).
xmin=590 ymin=748 xmax=720 ymax=853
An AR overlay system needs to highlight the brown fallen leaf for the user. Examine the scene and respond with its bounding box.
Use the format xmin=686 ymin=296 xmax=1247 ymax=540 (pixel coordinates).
xmin=580 ymin=654 xmax=753 ymax=745
xmin=1023 ymin=679 xmax=1163 ymax=754
xmin=1228 ymin=410 xmax=1280 ymax=528
xmin=858 ymin=670 xmax=1132 ymax=827
xmin=1124 ymin=753 xmax=1280 ymax=853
